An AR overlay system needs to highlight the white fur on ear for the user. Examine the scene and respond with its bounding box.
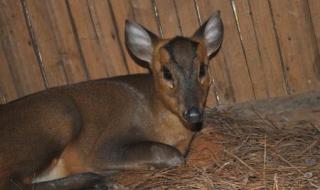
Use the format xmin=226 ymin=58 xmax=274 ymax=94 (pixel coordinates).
xmin=125 ymin=20 xmax=158 ymax=63
xmin=193 ymin=11 xmax=223 ymax=56
xmin=204 ymin=12 xmax=223 ymax=56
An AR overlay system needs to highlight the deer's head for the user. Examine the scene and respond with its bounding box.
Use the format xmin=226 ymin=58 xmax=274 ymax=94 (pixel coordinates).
xmin=125 ymin=11 xmax=223 ymax=131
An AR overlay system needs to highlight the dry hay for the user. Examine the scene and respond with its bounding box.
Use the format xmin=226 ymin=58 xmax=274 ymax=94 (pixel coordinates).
xmin=109 ymin=109 xmax=320 ymax=190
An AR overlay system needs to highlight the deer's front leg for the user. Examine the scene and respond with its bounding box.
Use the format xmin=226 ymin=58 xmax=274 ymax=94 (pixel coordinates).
xmin=105 ymin=142 xmax=185 ymax=170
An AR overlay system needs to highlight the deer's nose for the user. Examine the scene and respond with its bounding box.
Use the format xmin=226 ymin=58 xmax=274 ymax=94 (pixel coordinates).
xmin=183 ymin=107 xmax=203 ymax=124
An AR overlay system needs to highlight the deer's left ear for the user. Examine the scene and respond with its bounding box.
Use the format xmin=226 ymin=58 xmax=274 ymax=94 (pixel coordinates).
xmin=193 ymin=11 xmax=223 ymax=56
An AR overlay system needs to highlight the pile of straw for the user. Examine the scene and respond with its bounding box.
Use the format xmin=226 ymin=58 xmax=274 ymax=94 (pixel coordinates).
xmin=109 ymin=109 xmax=320 ymax=190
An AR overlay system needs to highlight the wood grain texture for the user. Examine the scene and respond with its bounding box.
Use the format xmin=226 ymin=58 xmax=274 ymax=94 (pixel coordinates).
xmin=308 ymin=0 xmax=320 ymax=52
xmin=0 ymin=0 xmax=319 ymax=104
xmin=248 ymin=0 xmax=288 ymax=97
xmin=130 ymin=0 xmax=159 ymax=36
xmin=87 ymin=0 xmax=129 ymax=77
xmin=0 ymin=45 xmax=17 ymax=102
xmin=269 ymin=0 xmax=320 ymax=93
xmin=233 ymin=0 xmax=287 ymax=99
xmin=154 ymin=0 xmax=181 ymax=38
xmin=174 ymin=0 xmax=199 ymax=37
xmin=307 ymin=0 xmax=320 ymax=80
xmin=196 ymin=0 xmax=255 ymax=105
xmin=68 ymin=0 xmax=128 ymax=79
xmin=232 ymin=0 xmax=268 ymax=100
xmin=0 ymin=0 xmax=45 ymax=98
xmin=109 ymin=0 xmax=149 ymax=74
xmin=25 ymin=0 xmax=89 ymax=87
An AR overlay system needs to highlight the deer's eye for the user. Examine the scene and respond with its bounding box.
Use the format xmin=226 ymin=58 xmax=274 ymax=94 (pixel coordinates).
xmin=199 ymin=64 xmax=207 ymax=78
xmin=162 ymin=66 xmax=173 ymax=81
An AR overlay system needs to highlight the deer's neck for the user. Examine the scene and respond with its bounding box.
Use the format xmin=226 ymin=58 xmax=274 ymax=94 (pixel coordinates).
xmin=149 ymin=89 xmax=194 ymax=154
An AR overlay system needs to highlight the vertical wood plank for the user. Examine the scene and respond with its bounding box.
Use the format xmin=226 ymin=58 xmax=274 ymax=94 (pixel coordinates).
xmin=233 ymin=0 xmax=287 ymax=99
xmin=308 ymin=0 xmax=320 ymax=77
xmin=308 ymin=0 xmax=320 ymax=50
xmin=0 ymin=45 xmax=18 ymax=102
xmin=232 ymin=0 xmax=268 ymax=100
xmin=269 ymin=0 xmax=320 ymax=93
xmin=154 ymin=0 xmax=181 ymax=37
xmin=196 ymin=0 xmax=255 ymax=104
xmin=88 ymin=0 xmax=129 ymax=77
xmin=130 ymin=0 xmax=159 ymax=36
xmin=0 ymin=0 xmax=45 ymax=97
xmin=25 ymin=0 xmax=89 ymax=87
xmin=109 ymin=0 xmax=148 ymax=74
xmin=1 ymin=0 xmax=318 ymax=104
xmin=68 ymin=0 xmax=107 ymax=79
xmin=174 ymin=0 xmax=199 ymax=36
xmin=248 ymin=0 xmax=289 ymax=97
xmin=68 ymin=0 xmax=128 ymax=79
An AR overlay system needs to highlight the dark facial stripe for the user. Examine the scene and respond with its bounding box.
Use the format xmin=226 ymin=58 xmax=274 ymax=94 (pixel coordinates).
xmin=163 ymin=37 xmax=198 ymax=68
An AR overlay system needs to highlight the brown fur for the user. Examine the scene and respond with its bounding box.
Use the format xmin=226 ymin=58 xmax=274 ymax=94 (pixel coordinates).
xmin=0 ymin=12 xmax=223 ymax=189
xmin=0 ymin=74 xmax=196 ymax=189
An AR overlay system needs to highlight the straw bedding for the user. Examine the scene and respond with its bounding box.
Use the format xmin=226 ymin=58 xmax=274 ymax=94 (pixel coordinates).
xmin=99 ymin=92 xmax=320 ymax=189
xmin=109 ymin=114 xmax=319 ymax=189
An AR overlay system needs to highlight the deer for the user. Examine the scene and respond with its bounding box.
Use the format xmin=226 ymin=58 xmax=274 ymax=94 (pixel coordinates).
xmin=0 ymin=11 xmax=223 ymax=190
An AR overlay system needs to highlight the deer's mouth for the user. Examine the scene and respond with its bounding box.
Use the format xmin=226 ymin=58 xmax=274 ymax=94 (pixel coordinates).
xmin=185 ymin=121 xmax=203 ymax=132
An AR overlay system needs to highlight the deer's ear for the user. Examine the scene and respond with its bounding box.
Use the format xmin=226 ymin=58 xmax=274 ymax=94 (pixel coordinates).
xmin=193 ymin=11 xmax=223 ymax=56
xmin=125 ymin=20 xmax=159 ymax=63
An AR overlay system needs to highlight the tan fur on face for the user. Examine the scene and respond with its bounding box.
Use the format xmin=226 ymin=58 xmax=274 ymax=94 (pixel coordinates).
xmin=196 ymin=43 xmax=211 ymax=106
xmin=152 ymin=39 xmax=170 ymax=72
xmin=151 ymin=38 xmax=211 ymax=119
xmin=151 ymin=39 xmax=180 ymax=116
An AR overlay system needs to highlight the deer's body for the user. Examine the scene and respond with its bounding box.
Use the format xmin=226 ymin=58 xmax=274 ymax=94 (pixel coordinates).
xmin=0 ymin=11 xmax=223 ymax=190
xmin=1 ymin=74 xmax=191 ymax=184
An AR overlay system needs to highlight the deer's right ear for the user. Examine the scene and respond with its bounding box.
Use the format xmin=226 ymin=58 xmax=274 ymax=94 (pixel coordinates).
xmin=125 ymin=20 xmax=159 ymax=63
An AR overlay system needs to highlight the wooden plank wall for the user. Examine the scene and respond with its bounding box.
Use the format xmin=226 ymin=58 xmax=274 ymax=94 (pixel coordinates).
xmin=0 ymin=0 xmax=320 ymax=107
